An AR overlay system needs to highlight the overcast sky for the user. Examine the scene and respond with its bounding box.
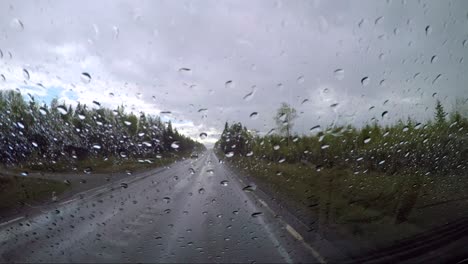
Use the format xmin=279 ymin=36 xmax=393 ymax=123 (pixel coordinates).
xmin=1 ymin=0 xmax=467 ymax=147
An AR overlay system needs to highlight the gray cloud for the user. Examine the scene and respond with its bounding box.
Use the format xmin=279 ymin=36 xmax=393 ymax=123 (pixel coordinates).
xmin=1 ymin=0 xmax=467 ymax=147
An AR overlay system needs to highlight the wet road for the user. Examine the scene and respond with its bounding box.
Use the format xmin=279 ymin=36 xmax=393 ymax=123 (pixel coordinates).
xmin=0 ymin=151 xmax=318 ymax=263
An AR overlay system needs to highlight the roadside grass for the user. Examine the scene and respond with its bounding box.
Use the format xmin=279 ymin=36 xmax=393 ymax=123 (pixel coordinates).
xmin=0 ymin=152 xmax=191 ymax=215
xmin=4 ymin=152 xmax=190 ymax=175
xmin=227 ymin=156 xmax=467 ymax=247
xmin=0 ymin=176 xmax=69 ymax=212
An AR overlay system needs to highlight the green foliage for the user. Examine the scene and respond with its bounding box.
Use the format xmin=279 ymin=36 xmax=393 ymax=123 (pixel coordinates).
xmin=216 ymin=102 xmax=468 ymax=176
xmin=274 ymin=102 xmax=297 ymax=138
xmin=434 ymin=100 xmax=446 ymax=125
xmin=0 ymin=90 xmax=205 ymax=167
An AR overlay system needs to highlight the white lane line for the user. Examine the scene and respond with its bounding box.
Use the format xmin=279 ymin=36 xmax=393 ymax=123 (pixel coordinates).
xmin=0 ymin=216 xmax=24 ymax=227
xmin=286 ymin=224 xmax=304 ymax=241
xmin=233 ymin=173 xmax=328 ymax=263
xmin=60 ymin=198 xmax=77 ymax=205
xmin=258 ymin=199 xmax=270 ymax=209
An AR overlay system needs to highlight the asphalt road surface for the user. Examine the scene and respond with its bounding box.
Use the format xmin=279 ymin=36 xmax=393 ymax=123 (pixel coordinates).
xmin=0 ymin=150 xmax=321 ymax=263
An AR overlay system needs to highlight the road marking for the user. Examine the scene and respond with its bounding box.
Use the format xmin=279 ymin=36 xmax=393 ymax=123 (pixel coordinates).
xmin=60 ymin=198 xmax=77 ymax=205
xmin=258 ymin=199 xmax=270 ymax=209
xmin=285 ymin=224 xmax=327 ymax=263
xmin=234 ymin=171 xmax=328 ymax=264
xmin=286 ymin=224 xmax=303 ymax=240
xmin=0 ymin=216 xmax=24 ymax=227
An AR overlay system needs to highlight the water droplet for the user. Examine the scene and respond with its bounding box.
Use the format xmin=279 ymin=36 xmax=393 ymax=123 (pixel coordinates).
xmin=20 ymin=171 xmax=28 ymax=177
xmin=78 ymin=114 xmax=86 ymax=120
xmin=251 ymin=212 xmax=263 ymax=218
xmin=381 ymin=111 xmax=389 ymax=118
xmin=334 ymin=69 xmax=344 ymax=80
xmin=249 ymin=112 xmax=259 ymax=119
xmin=246 ymin=151 xmax=254 ymax=157
xmin=142 ymin=141 xmax=152 ymax=147
xmin=83 ymin=167 xmax=92 ymax=174
xmin=425 ymin=25 xmax=432 ymax=36
xmin=225 ymin=80 xmax=234 ymax=89
xmin=462 ymin=39 xmax=468 ymax=47
xmin=92 ymin=144 xmax=101 ymax=150
xmin=402 ymin=126 xmax=409 ymax=132
xmin=0 ymin=74 xmax=5 ymax=82
xmin=358 ymin=18 xmax=365 ymax=28
xmin=22 ymin=69 xmax=30 ymax=80
xmin=124 ymin=120 xmax=132 ymax=126
xmin=243 ymin=184 xmax=257 ymax=192
xmin=162 ymin=197 xmax=171 ymax=203
xmin=56 ymin=106 xmax=68 ymax=115
xmin=206 ymin=169 xmax=214 ymax=175
xmin=81 ymin=72 xmax=91 ymax=83
xmin=178 ymin=67 xmax=191 ymax=72
xmin=431 ymin=55 xmax=438 ymax=64
xmin=220 ymin=180 xmax=229 ymax=186
xmin=198 ymin=188 xmax=205 ymax=194
xmin=120 ymin=182 xmax=128 ymax=188
xmin=39 ymin=107 xmax=47 ymax=115
xmin=113 ymin=26 xmax=119 ymax=39
xmin=361 ymin=77 xmax=370 ymax=86
xmin=189 ymin=168 xmax=195 ymax=175
xmin=32 ymin=142 xmax=38 ymax=147
xmin=432 ymin=73 xmax=442 ymax=85
xmin=171 ymin=141 xmax=180 ymax=149
xmin=273 ymin=145 xmax=280 ymax=150
xmin=321 ymin=144 xmax=330 ymax=149
xmin=375 ymin=16 xmax=384 ymax=25
xmin=225 ymin=152 xmax=234 ymax=158
xmin=243 ymin=86 xmax=256 ymax=101
xmin=16 ymin=121 xmax=25 ymax=129
xmin=378 ymin=160 xmax=386 ymax=165
xmin=199 ymin=132 xmax=207 ymax=139
xmin=278 ymin=157 xmax=286 ymax=163
xmin=11 ymin=18 xmax=24 ymax=31
xmin=364 ymin=137 xmax=371 ymax=144
xmin=297 ymin=76 xmax=305 ymax=84
xmin=330 ymin=103 xmax=339 ymax=108
xmin=310 ymin=125 xmax=321 ymax=133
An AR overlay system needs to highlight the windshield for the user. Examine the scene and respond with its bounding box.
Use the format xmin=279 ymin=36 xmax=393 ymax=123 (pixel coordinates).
xmin=1 ymin=1 xmax=467 ymax=263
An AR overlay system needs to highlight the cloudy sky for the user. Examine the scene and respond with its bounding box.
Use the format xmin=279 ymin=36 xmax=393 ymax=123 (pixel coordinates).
xmin=1 ymin=0 xmax=467 ymax=147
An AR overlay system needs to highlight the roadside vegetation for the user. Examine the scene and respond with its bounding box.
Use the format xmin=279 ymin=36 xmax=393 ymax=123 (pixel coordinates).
xmin=0 ymin=89 xmax=204 ymax=172
xmin=0 ymin=89 xmax=204 ymax=212
xmin=0 ymin=176 xmax=69 ymax=212
xmin=215 ymin=100 xmax=468 ymax=248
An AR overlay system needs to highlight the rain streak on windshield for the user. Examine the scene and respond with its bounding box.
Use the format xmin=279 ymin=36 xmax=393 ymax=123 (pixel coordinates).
xmin=0 ymin=1 xmax=468 ymax=263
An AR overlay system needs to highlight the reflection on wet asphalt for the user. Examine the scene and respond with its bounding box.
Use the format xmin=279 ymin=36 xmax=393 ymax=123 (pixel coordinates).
xmin=0 ymin=151 xmax=316 ymax=263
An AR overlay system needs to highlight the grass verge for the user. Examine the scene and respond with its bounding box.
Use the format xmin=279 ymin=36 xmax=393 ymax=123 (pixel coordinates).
xmin=4 ymin=152 xmax=190 ymax=175
xmin=0 ymin=176 xmax=69 ymax=212
xmin=226 ymin=156 xmax=468 ymax=248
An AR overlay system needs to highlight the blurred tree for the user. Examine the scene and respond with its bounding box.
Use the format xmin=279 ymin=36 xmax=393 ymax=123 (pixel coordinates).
xmin=274 ymin=103 xmax=297 ymax=142
xmin=435 ymin=100 xmax=446 ymax=124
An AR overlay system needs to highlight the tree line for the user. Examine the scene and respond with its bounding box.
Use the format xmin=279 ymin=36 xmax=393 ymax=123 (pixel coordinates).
xmin=215 ymin=100 xmax=468 ymax=177
xmin=0 ymin=90 xmax=204 ymax=168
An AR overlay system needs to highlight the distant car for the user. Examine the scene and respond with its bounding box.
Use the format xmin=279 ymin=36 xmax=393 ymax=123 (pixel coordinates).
xmin=191 ymin=153 xmax=199 ymax=158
